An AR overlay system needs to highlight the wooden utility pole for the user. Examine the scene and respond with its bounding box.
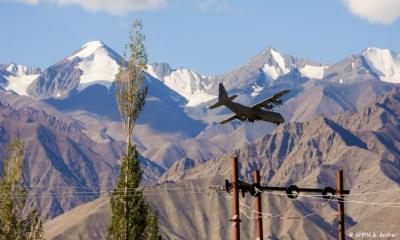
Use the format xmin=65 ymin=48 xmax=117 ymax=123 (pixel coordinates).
xmin=253 ymin=170 xmax=263 ymax=240
xmin=336 ymin=170 xmax=345 ymax=240
xmin=212 ymin=166 xmax=350 ymax=240
xmin=231 ymin=156 xmax=240 ymax=240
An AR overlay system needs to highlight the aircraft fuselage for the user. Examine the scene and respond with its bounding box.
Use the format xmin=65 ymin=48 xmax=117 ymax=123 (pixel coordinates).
xmin=224 ymin=101 xmax=285 ymax=124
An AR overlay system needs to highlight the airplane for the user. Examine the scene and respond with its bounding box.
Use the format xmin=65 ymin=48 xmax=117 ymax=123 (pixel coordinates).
xmin=209 ymin=83 xmax=290 ymax=125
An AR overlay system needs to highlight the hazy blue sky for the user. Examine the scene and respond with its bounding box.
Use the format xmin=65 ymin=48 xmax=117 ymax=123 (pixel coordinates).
xmin=1 ymin=0 xmax=399 ymax=75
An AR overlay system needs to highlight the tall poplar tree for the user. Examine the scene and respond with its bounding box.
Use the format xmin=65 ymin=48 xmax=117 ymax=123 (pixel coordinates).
xmin=107 ymin=20 xmax=160 ymax=240
xmin=0 ymin=139 xmax=43 ymax=240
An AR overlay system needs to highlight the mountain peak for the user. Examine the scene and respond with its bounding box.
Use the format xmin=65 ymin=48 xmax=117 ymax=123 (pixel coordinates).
xmin=258 ymin=47 xmax=291 ymax=80
xmin=361 ymin=47 xmax=400 ymax=84
xmin=147 ymin=63 xmax=215 ymax=107
xmin=0 ymin=63 xmax=40 ymax=76
xmin=83 ymin=40 xmax=105 ymax=48
xmin=260 ymin=46 xmax=278 ymax=54
xmin=147 ymin=63 xmax=172 ymax=80
xmin=362 ymin=47 xmax=395 ymax=56
xmin=6 ymin=63 xmax=26 ymax=75
xmin=27 ymin=40 xmax=122 ymax=98
xmin=67 ymin=40 xmax=107 ymax=60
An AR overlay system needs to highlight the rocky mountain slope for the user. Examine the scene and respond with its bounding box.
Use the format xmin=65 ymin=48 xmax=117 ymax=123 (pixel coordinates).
xmin=0 ymin=90 xmax=164 ymax=219
xmin=44 ymin=87 xmax=400 ymax=239
xmin=137 ymin=47 xmax=398 ymax=169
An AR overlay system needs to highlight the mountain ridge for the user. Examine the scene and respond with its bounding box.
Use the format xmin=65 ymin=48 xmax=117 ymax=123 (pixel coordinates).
xmin=2 ymin=42 xmax=400 ymax=106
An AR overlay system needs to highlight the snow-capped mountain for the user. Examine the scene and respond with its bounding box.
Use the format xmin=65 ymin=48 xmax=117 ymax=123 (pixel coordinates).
xmin=148 ymin=48 xmax=321 ymax=106
xmin=27 ymin=41 xmax=123 ymax=99
xmin=208 ymin=47 xmax=322 ymax=99
xmin=67 ymin=41 xmax=121 ymax=91
xmin=2 ymin=42 xmax=400 ymax=108
xmin=147 ymin=63 xmax=215 ymax=106
xmin=0 ymin=63 xmax=40 ymax=95
xmin=261 ymin=48 xmax=292 ymax=80
xmin=22 ymin=41 xmax=215 ymax=107
xmin=2 ymin=43 xmax=400 ymax=136
xmin=1 ymin=42 xmax=400 ymax=140
xmin=362 ymin=47 xmax=400 ymax=84
xmin=260 ymin=47 xmax=328 ymax=81
xmin=323 ymin=54 xmax=379 ymax=84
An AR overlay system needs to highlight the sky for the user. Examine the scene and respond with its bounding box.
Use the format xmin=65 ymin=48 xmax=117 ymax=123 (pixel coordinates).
xmin=0 ymin=0 xmax=400 ymax=75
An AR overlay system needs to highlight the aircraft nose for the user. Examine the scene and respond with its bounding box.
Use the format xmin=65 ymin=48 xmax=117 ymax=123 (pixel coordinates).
xmin=279 ymin=115 xmax=285 ymax=123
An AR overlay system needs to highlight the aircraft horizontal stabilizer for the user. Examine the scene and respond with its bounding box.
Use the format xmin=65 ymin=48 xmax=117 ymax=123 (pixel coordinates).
xmin=220 ymin=114 xmax=240 ymax=124
xmin=208 ymin=95 xmax=237 ymax=109
xmin=209 ymin=101 xmax=224 ymax=109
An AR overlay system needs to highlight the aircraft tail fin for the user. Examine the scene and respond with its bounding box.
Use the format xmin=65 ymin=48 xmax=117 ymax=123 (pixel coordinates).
xmin=219 ymin=83 xmax=229 ymax=101
xmin=209 ymin=83 xmax=237 ymax=109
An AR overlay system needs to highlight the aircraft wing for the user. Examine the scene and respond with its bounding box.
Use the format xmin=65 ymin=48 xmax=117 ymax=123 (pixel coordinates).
xmin=251 ymin=89 xmax=290 ymax=110
xmin=220 ymin=114 xmax=242 ymax=124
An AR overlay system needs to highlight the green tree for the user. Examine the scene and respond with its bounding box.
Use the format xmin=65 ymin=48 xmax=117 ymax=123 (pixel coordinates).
xmin=107 ymin=20 xmax=160 ymax=240
xmin=24 ymin=203 xmax=44 ymax=240
xmin=0 ymin=139 xmax=43 ymax=240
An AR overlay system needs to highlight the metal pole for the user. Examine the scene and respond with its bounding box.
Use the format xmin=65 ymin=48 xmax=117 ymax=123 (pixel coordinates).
xmin=336 ymin=170 xmax=345 ymax=240
xmin=253 ymin=170 xmax=263 ymax=240
xmin=232 ymin=156 xmax=240 ymax=240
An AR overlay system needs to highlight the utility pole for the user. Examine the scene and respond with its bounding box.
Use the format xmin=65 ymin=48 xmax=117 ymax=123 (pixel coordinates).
xmin=336 ymin=170 xmax=345 ymax=240
xmin=210 ymin=163 xmax=350 ymax=240
xmin=253 ymin=170 xmax=263 ymax=240
xmin=231 ymin=156 xmax=240 ymax=240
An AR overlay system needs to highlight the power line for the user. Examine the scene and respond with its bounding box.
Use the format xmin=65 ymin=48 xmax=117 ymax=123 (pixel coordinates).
xmin=344 ymin=188 xmax=400 ymax=196
xmin=0 ymin=191 xmax=210 ymax=199
xmin=2 ymin=186 xmax=400 ymax=209
xmin=260 ymin=190 xmax=400 ymax=208
xmin=15 ymin=185 xmax=210 ymax=191
xmin=238 ymin=197 xmax=335 ymax=220
xmin=225 ymin=189 xmax=296 ymax=218
xmin=9 ymin=184 xmax=400 ymax=198
xmin=0 ymin=189 xmax=209 ymax=196
xmin=228 ymin=189 xmax=333 ymax=221
xmin=297 ymin=194 xmax=400 ymax=208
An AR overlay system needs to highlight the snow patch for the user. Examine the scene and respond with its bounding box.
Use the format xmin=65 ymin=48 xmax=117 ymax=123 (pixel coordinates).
xmin=147 ymin=65 xmax=216 ymax=106
xmin=4 ymin=74 xmax=39 ymax=95
xmin=71 ymin=42 xmax=120 ymax=91
xmin=299 ymin=65 xmax=327 ymax=80
xmin=262 ymin=49 xmax=290 ymax=80
xmin=163 ymin=68 xmax=215 ymax=106
xmin=250 ymin=84 xmax=264 ymax=97
xmin=262 ymin=64 xmax=280 ymax=80
xmin=362 ymin=47 xmax=400 ymax=84
xmin=2 ymin=64 xmax=40 ymax=95
xmin=270 ymin=48 xmax=287 ymax=73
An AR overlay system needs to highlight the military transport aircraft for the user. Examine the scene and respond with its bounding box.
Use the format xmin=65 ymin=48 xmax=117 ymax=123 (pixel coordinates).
xmin=209 ymin=83 xmax=290 ymax=125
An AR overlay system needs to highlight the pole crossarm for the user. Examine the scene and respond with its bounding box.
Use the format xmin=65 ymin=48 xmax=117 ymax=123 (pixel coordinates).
xmin=210 ymin=179 xmax=350 ymax=200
